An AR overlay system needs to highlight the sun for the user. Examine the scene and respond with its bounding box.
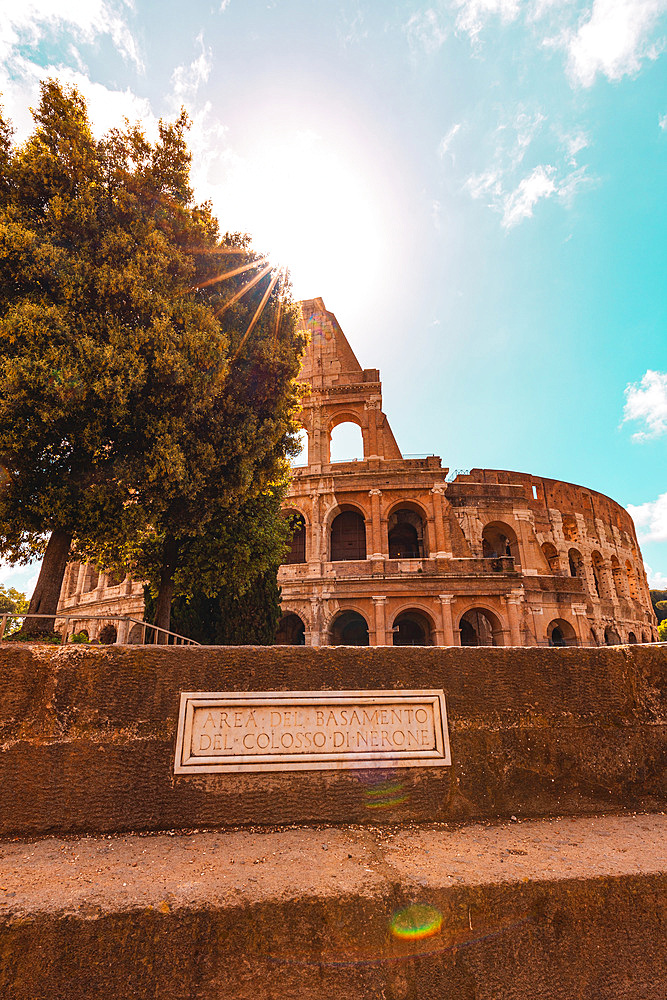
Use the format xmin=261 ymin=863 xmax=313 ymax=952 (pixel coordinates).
xmin=215 ymin=129 xmax=388 ymax=316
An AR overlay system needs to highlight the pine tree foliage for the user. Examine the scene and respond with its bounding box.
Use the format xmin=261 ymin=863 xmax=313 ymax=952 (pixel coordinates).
xmin=0 ymin=81 xmax=304 ymax=635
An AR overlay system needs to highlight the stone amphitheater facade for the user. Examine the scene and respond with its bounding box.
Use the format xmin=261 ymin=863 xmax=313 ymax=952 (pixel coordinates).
xmin=57 ymin=297 xmax=657 ymax=647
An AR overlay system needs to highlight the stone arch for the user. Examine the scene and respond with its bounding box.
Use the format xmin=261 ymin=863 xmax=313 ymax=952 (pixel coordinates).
xmin=391 ymin=607 xmax=435 ymax=646
xmin=291 ymin=427 xmax=309 ymax=467
xmin=482 ymin=521 xmax=520 ymax=564
xmin=458 ymin=606 xmax=505 ymax=646
xmin=329 ymin=412 xmax=364 ymax=463
xmin=330 ymin=506 xmax=367 ymax=562
xmin=98 ymin=623 xmax=117 ymax=644
xmin=64 ymin=562 xmax=80 ymax=599
xmin=387 ymin=502 xmax=428 ymax=559
xmin=605 ymin=625 xmax=621 ymax=645
xmin=275 ymin=612 xmax=306 ymax=645
xmin=562 ymin=514 xmax=578 ymax=543
xmin=329 ymin=609 xmax=369 ymax=646
xmin=283 ymin=510 xmax=307 ymax=564
xmin=568 ymin=548 xmax=583 ymax=578
xmin=81 ymin=564 xmax=99 ymax=593
xmin=127 ymin=622 xmax=145 ymax=644
xmin=541 ymin=542 xmax=560 ymax=574
xmin=627 ymin=630 xmax=638 ymax=644
xmin=547 ymin=618 xmax=577 ymax=647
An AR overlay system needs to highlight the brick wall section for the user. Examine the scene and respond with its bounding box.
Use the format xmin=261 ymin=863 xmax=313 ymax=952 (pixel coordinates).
xmin=0 ymin=643 xmax=664 ymax=837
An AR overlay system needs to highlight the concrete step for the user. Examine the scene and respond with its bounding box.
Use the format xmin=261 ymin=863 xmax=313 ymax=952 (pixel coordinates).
xmin=1 ymin=813 xmax=665 ymax=999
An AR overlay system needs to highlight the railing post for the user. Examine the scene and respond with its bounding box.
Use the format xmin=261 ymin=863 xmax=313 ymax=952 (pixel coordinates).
xmin=0 ymin=614 xmax=7 ymax=642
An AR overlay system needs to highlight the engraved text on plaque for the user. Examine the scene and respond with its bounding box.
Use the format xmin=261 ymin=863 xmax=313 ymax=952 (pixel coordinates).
xmin=174 ymin=689 xmax=451 ymax=773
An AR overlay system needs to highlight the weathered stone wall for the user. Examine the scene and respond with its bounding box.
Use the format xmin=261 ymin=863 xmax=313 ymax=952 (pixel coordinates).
xmin=1 ymin=643 xmax=664 ymax=837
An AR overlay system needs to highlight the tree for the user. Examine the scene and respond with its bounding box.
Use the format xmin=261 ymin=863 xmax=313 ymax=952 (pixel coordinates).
xmin=658 ymin=619 xmax=667 ymax=643
xmin=0 ymin=584 xmax=28 ymax=636
xmin=0 ymin=81 xmax=303 ymax=636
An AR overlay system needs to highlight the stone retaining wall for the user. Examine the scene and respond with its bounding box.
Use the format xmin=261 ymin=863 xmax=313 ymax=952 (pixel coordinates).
xmin=1 ymin=643 xmax=664 ymax=836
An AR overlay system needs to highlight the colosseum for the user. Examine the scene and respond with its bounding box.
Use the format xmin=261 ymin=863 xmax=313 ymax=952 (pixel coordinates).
xmin=58 ymin=297 xmax=658 ymax=647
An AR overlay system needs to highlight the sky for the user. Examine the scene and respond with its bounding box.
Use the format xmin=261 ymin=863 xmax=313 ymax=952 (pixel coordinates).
xmin=0 ymin=0 xmax=666 ymax=596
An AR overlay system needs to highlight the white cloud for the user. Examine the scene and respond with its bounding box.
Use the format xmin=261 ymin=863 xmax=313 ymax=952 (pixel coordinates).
xmin=623 ymin=369 xmax=667 ymax=440
xmin=438 ymin=122 xmax=462 ymax=158
xmin=660 ymin=113 xmax=667 ymax=128
xmin=501 ymin=164 xmax=556 ymax=227
xmin=404 ymin=9 xmax=448 ymax=53
xmin=453 ymin=0 xmax=521 ymax=40
xmin=220 ymin=0 xmax=232 ymax=10
xmin=567 ymin=0 xmax=667 ymax=87
xmin=627 ymin=493 xmax=667 ymax=543
xmin=645 ymin=564 xmax=667 ymax=589
xmin=0 ymin=0 xmax=142 ymax=71
xmin=563 ymin=129 xmax=589 ymax=164
xmin=172 ymin=33 xmax=212 ymax=102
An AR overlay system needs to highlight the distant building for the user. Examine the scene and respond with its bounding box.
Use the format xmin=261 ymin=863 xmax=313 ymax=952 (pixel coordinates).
xmin=58 ymin=297 xmax=657 ymax=646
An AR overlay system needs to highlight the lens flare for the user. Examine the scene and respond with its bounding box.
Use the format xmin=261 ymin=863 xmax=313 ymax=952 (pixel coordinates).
xmin=364 ymin=777 xmax=409 ymax=810
xmin=390 ymin=904 xmax=443 ymax=940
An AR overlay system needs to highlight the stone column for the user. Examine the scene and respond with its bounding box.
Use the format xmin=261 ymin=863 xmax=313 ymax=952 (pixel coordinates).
xmin=505 ymin=592 xmax=523 ymax=645
xmin=430 ymin=486 xmax=448 ymax=556
xmin=571 ymin=603 xmax=588 ymax=646
xmin=438 ymin=594 xmax=456 ymax=646
xmin=365 ymin=397 xmax=382 ymax=458
xmin=368 ymin=489 xmax=383 ymax=558
xmin=372 ymin=596 xmax=388 ymax=646
xmin=309 ymin=597 xmax=322 ymax=646
xmin=74 ymin=562 xmax=87 ymax=601
xmin=309 ymin=492 xmax=321 ymax=564
xmin=116 ymin=617 xmax=130 ymax=644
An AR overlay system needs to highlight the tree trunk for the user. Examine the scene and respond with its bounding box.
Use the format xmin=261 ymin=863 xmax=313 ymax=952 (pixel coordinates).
xmin=22 ymin=528 xmax=73 ymax=637
xmin=153 ymin=534 xmax=178 ymax=642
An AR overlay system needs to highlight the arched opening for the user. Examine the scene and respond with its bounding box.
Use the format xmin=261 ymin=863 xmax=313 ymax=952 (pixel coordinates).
xmin=625 ymin=561 xmax=638 ymax=600
xmin=611 ymin=556 xmax=624 ymax=598
xmin=82 ymin=564 xmax=99 ymax=593
xmin=541 ymin=543 xmax=560 ymax=574
xmin=275 ymin=613 xmax=306 ymax=645
xmin=98 ymin=623 xmax=117 ymax=644
xmin=627 ymin=631 xmax=637 ymax=644
xmin=605 ymin=625 xmax=621 ymax=645
xmin=458 ymin=608 xmax=504 ymax=646
xmin=330 ymin=610 xmax=369 ymax=646
xmin=568 ymin=548 xmax=583 ymax=578
xmin=330 ymin=421 xmax=364 ymax=463
xmin=290 ymin=428 xmax=308 ymax=467
xmin=392 ymin=609 xmax=434 ymax=646
xmin=284 ymin=513 xmax=306 ymax=564
xmin=330 ymin=508 xmax=366 ymax=562
xmin=482 ymin=522 xmax=519 ymax=564
xmin=64 ymin=563 xmax=79 ymax=598
xmin=562 ymin=515 xmax=578 ymax=542
xmin=641 ymin=630 xmax=649 ymax=643
xmin=128 ymin=622 xmax=144 ymax=644
xmin=388 ymin=508 xmax=426 ymax=559
xmin=591 ymin=551 xmax=605 ymax=598
xmin=547 ymin=618 xmax=577 ymax=647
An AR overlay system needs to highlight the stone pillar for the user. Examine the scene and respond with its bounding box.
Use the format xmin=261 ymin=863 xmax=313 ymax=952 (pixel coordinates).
xmin=372 ymin=596 xmax=388 ymax=646
xmin=74 ymin=562 xmax=87 ymax=601
xmin=309 ymin=597 xmax=322 ymax=646
xmin=365 ymin=397 xmax=382 ymax=458
xmin=430 ymin=486 xmax=448 ymax=557
xmin=368 ymin=489 xmax=383 ymax=558
xmin=438 ymin=594 xmax=456 ymax=646
xmin=571 ymin=603 xmax=588 ymax=646
xmin=116 ymin=617 xmax=130 ymax=644
xmin=505 ymin=592 xmax=523 ymax=646
xmin=309 ymin=492 xmax=321 ymax=564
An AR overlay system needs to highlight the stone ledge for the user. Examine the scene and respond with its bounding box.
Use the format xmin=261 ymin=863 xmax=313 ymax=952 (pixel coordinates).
xmin=1 ymin=814 xmax=665 ymax=999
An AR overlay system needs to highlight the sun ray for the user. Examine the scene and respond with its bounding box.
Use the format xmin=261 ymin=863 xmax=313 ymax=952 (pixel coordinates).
xmin=214 ymin=261 xmax=274 ymax=319
xmin=232 ymin=269 xmax=281 ymax=361
xmin=192 ymin=256 xmax=268 ymax=291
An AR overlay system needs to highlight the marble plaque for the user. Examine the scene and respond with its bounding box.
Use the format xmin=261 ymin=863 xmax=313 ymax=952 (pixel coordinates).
xmin=174 ymin=689 xmax=451 ymax=773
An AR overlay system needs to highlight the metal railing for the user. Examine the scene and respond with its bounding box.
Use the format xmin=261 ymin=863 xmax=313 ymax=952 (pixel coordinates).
xmin=0 ymin=613 xmax=199 ymax=646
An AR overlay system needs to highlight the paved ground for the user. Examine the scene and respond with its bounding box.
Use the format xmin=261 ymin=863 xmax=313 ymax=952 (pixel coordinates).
xmin=1 ymin=812 xmax=664 ymax=918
